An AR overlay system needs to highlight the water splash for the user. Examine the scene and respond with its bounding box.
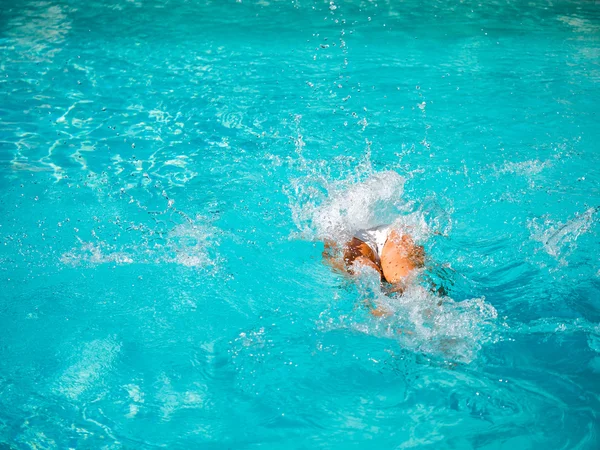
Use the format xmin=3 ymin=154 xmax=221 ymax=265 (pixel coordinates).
xmin=318 ymin=267 xmax=497 ymax=364
xmin=529 ymin=206 xmax=599 ymax=259
xmin=287 ymin=145 xmax=494 ymax=363
xmin=60 ymin=219 xmax=217 ymax=269
xmin=297 ymin=170 xmax=410 ymax=240
xmin=499 ymin=159 xmax=551 ymax=177
xmin=288 ymin=155 xmax=441 ymax=244
xmin=54 ymin=337 xmax=122 ymax=401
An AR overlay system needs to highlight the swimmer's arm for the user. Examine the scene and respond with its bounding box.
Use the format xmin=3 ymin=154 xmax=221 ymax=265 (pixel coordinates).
xmin=360 ymin=298 xmax=392 ymax=318
xmin=323 ymin=239 xmax=383 ymax=277
xmin=323 ymin=255 xmax=347 ymax=273
xmin=370 ymin=305 xmax=391 ymax=317
xmin=351 ymin=255 xmax=383 ymax=277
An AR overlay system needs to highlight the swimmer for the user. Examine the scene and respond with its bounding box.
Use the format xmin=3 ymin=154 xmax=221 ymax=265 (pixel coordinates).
xmin=322 ymin=224 xmax=425 ymax=302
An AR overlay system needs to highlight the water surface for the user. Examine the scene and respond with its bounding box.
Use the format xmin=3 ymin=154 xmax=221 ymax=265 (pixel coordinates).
xmin=1 ymin=0 xmax=599 ymax=448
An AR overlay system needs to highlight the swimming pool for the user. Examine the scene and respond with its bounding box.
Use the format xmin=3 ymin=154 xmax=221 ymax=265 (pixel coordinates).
xmin=1 ymin=0 xmax=599 ymax=447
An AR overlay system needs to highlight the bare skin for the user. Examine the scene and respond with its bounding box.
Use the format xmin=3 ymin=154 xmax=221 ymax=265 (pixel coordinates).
xmin=322 ymin=229 xmax=425 ymax=315
xmin=380 ymin=230 xmax=424 ymax=284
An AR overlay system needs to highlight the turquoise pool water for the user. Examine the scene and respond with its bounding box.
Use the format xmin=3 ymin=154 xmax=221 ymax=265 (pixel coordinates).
xmin=1 ymin=0 xmax=599 ymax=448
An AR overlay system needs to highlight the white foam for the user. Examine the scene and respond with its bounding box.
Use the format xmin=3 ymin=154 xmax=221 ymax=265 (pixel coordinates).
xmin=287 ymin=149 xmax=495 ymax=362
xmin=500 ymin=159 xmax=551 ymax=177
xmin=529 ymin=206 xmax=598 ymax=259
xmin=124 ymin=384 xmax=145 ymax=419
xmin=55 ymin=338 xmax=121 ymax=400
xmin=315 ymin=171 xmax=408 ymax=239
xmin=319 ymin=267 xmax=497 ymax=364
xmin=167 ymin=222 xmax=212 ymax=268
xmin=60 ymin=220 xmax=216 ymax=269
xmin=289 ymin=167 xmax=433 ymax=244
xmin=60 ymin=241 xmax=134 ymax=266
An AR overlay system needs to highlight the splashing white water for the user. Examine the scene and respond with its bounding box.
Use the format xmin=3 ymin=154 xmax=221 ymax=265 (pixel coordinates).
xmin=287 ymin=145 xmax=494 ymax=362
xmin=318 ymin=266 xmax=497 ymax=364
xmin=529 ymin=206 xmax=599 ymax=259
xmin=500 ymin=159 xmax=551 ymax=177
xmin=289 ymin=167 xmax=438 ymax=244
xmin=55 ymin=337 xmax=122 ymax=400
xmin=60 ymin=220 xmax=217 ymax=269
